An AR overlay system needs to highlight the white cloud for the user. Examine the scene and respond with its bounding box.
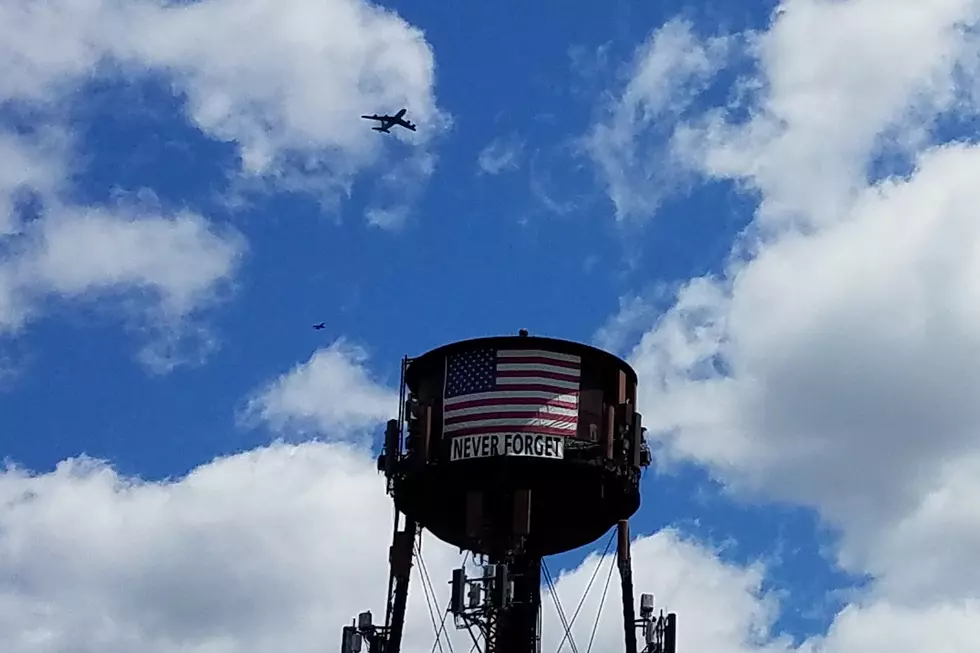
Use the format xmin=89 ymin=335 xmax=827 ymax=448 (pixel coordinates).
xmin=586 ymin=19 xmax=732 ymax=221
xmin=593 ymin=285 xmax=677 ymax=354
xmin=0 ymin=144 xmax=245 ymax=367
xmin=807 ymin=600 xmax=980 ymax=653
xmin=5 ymin=435 xmax=977 ymax=652
xmin=364 ymin=149 xmax=438 ymax=230
xmin=28 ymin=209 xmax=242 ymax=316
xmin=540 ymin=530 xmax=786 ymax=653
xmin=599 ymin=0 xmax=980 ymax=643
xmin=0 ymin=443 xmax=407 ymax=653
xmin=0 ymin=115 xmax=243 ymax=364
xmin=0 ymin=0 xmax=443 ymax=365
xmin=131 ymin=0 xmax=445 ymax=195
xmin=0 ymin=131 xmax=64 ymax=235
xmin=0 ymin=439 xmax=795 ymax=653
xmin=365 ymin=206 xmax=409 ymax=229
xmin=242 ymin=338 xmax=399 ymax=439
xmin=134 ymin=321 xmax=223 ymax=376
xmin=0 ymin=204 xmax=243 ymax=337
xmin=672 ymin=0 xmax=980 ymax=228
xmin=0 ymin=0 xmax=445 ymax=183
xmin=477 ymin=136 xmax=523 ymax=175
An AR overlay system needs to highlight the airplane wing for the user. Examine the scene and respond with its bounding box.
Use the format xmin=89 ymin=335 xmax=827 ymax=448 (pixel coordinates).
xmin=392 ymin=111 xmax=416 ymax=130
xmin=361 ymin=114 xmax=384 ymax=121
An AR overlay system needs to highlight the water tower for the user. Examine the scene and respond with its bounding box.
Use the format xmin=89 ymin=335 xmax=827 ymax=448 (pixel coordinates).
xmin=340 ymin=332 xmax=677 ymax=653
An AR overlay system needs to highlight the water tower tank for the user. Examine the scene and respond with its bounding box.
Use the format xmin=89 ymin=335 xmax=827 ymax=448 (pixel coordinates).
xmin=390 ymin=333 xmax=646 ymax=558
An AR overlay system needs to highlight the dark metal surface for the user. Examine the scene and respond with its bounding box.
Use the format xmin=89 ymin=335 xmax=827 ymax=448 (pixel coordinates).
xmin=617 ymin=520 xmax=638 ymax=653
xmin=493 ymin=555 xmax=542 ymax=653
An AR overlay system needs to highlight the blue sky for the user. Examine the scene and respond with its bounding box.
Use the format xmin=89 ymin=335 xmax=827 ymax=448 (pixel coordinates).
xmin=3 ymin=1 xmax=980 ymax=652
xmin=1 ymin=1 xmax=761 ymax=473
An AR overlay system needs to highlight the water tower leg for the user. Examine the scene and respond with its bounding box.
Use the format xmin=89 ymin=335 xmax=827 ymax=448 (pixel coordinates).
xmin=492 ymin=553 xmax=542 ymax=653
xmin=618 ymin=519 xmax=639 ymax=653
xmin=383 ymin=516 xmax=418 ymax=653
xmin=340 ymin=514 xmax=417 ymax=653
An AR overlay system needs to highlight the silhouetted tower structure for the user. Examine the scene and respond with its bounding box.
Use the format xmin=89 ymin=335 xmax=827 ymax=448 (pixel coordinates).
xmin=341 ymin=332 xmax=677 ymax=653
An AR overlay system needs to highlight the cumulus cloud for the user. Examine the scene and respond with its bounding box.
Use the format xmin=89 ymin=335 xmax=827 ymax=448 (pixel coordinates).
xmin=541 ymin=531 xmax=785 ymax=653
xmin=595 ymin=0 xmax=980 ymax=647
xmin=0 ymin=103 xmax=241 ymax=371
xmin=632 ymin=146 xmax=980 ymax=582
xmin=29 ymin=210 xmax=241 ymax=315
xmin=0 ymin=0 xmax=444 ymax=367
xmin=671 ymin=0 xmax=980 ymax=228
xmin=0 ymin=440 xmax=793 ymax=653
xmin=0 ymin=0 xmax=444 ymax=184
xmin=0 ymin=443 xmax=409 ymax=653
xmin=0 ymin=181 xmax=244 ymax=370
xmin=12 ymin=433 xmax=976 ymax=653
xmin=242 ymin=338 xmax=399 ymax=439
xmin=0 ymin=203 xmax=243 ymax=335
xmin=4 ymin=421 xmax=979 ymax=652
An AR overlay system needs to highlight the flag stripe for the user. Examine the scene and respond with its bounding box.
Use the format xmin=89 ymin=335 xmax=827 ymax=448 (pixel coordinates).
xmin=445 ymin=407 xmax=578 ymax=424
xmin=496 ymin=376 xmax=579 ymax=390
xmin=447 ymin=423 xmax=577 ymax=437
xmin=444 ymin=394 xmax=579 ymax=412
xmin=495 ymin=357 xmax=581 ymax=371
xmin=496 ymin=367 xmax=580 ymax=382
xmin=443 ymin=348 xmax=581 ymax=440
xmin=496 ymin=349 xmax=579 ymax=363
xmin=444 ymin=387 xmax=578 ymax=407
xmin=445 ymin=416 xmax=577 ymax=431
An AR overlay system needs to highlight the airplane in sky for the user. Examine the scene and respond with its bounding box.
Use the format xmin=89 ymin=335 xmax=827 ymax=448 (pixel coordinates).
xmin=361 ymin=108 xmax=416 ymax=133
xmin=312 ymin=323 xmax=326 ymax=330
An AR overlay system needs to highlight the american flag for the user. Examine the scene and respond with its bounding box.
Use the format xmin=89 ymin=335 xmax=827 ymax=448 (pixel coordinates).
xmin=442 ymin=348 xmax=581 ymax=437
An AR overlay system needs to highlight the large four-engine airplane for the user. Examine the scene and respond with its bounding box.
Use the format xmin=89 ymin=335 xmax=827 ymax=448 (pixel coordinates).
xmin=361 ymin=108 xmax=416 ymax=133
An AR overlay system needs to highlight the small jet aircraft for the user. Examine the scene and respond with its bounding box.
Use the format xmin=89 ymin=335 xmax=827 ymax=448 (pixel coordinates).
xmin=361 ymin=108 xmax=416 ymax=133
xmin=312 ymin=323 xmax=326 ymax=330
